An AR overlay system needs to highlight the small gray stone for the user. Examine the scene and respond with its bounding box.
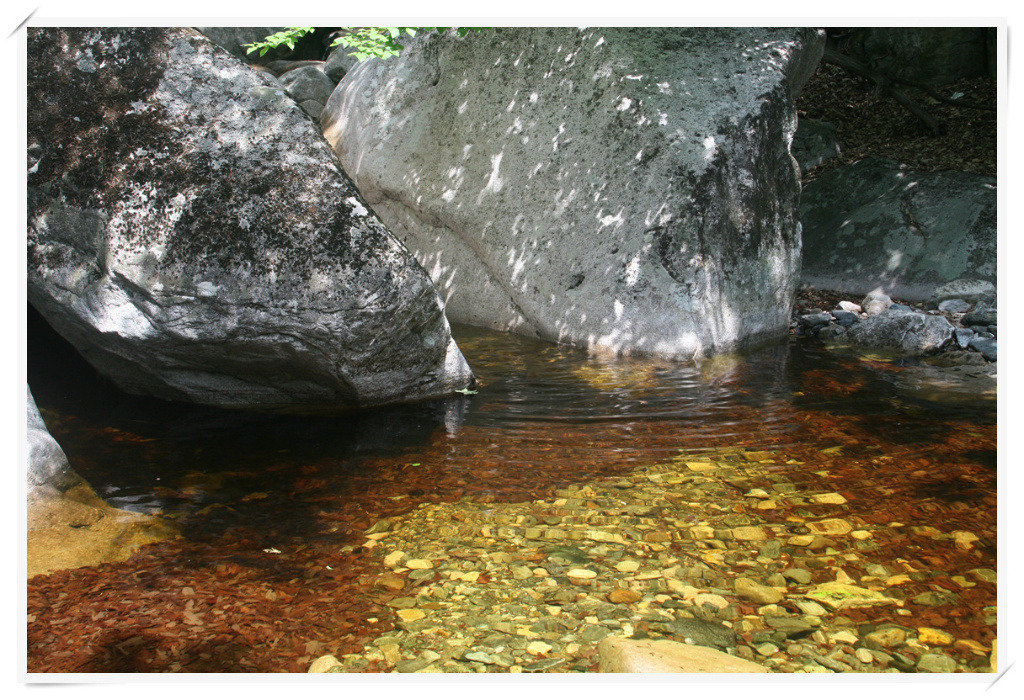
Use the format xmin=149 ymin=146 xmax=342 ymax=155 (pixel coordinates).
xmin=938 ymin=298 xmax=972 ymax=313
xmin=955 ymin=328 xmax=976 ymax=349
xmin=917 ymin=653 xmax=958 ymax=673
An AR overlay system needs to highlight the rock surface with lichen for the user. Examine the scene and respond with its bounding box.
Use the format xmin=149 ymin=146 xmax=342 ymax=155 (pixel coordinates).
xmin=27 ymin=27 xmax=473 ymax=409
xmin=324 ymin=27 xmax=824 ymax=359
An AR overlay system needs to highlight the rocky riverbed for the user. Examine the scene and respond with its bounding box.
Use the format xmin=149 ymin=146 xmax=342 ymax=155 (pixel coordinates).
xmin=310 ymin=443 xmax=996 ymax=674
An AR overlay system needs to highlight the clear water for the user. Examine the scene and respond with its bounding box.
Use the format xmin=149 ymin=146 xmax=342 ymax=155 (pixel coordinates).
xmin=26 ymin=309 xmax=996 ymax=672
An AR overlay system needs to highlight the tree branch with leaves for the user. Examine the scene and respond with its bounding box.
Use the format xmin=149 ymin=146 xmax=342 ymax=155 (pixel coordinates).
xmin=245 ymin=26 xmax=480 ymax=62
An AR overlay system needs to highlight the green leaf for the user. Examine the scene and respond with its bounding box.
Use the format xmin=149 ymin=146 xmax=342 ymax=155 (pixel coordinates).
xmin=454 ymin=388 xmax=478 ymax=395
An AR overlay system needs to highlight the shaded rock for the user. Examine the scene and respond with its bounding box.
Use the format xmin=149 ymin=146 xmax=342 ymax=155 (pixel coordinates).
xmin=27 ymin=385 xmax=181 ymax=578
xmin=801 ymin=158 xmax=996 ymax=301
xmin=27 ymin=27 xmax=473 ymax=410
xmin=792 ymin=117 xmax=841 ymax=173
xmin=828 ymin=309 xmax=953 ymax=356
xmin=798 ymin=312 xmax=835 ymax=329
xmin=324 ymin=46 xmax=360 ymax=82
xmin=197 ymin=27 xmax=285 ymax=60
xmin=962 ymin=307 xmax=997 ymax=326
xmin=324 ymin=27 xmax=825 ymax=359
xmin=831 ymin=310 xmax=859 ymax=327
xmin=929 ymin=279 xmax=996 ymax=305
xmin=968 ymin=337 xmax=997 ymax=362
xmin=27 ymin=386 xmax=80 ymax=499
xmin=598 ymin=637 xmax=767 ymax=673
xmin=278 ymin=64 xmax=335 ymax=105
xmin=843 ymin=27 xmax=990 ymax=85
xmin=297 ymin=99 xmax=325 ymax=120
xmin=955 ymin=328 xmax=976 ymax=349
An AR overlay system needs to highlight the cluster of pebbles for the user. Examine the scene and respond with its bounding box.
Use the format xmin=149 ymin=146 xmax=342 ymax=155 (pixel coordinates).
xmin=308 ymin=447 xmax=996 ymax=674
xmin=792 ymin=283 xmax=997 ymax=363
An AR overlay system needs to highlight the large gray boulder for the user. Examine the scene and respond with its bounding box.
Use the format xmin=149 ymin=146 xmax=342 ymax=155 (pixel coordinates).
xmin=800 ymin=158 xmax=996 ymax=301
xmin=323 ymin=27 xmax=825 ymax=360
xmin=27 ymin=27 xmax=473 ymax=410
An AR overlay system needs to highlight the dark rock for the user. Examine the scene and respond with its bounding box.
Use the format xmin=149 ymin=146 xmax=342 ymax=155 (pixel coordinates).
xmin=798 ymin=312 xmax=835 ymax=328
xmin=816 ymin=323 xmax=846 ymax=340
xmin=296 ymin=99 xmax=325 ymax=120
xmin=923 ymin=351 xmax=987 ymax=368
xmin=197 ymin=27 xmax=285 ymax=61
xmin=27 ymin=27 xmax=473 ymax=410
xmin=831 ymin=310 xmax=859 ymax=327
xmin=801 ymin=159 xmax=996 ymax=301
xmin=324 ymin=46 xmax=360 ymax=82
xmin=278 ymin=64 xmax=335 ymax=105
xmin=792 ymin=117 xmax=841 ymax=173
xmin=969 ymin=336 xmax=997 ymax=361
xmin=324 ymin=27 xmax=826 ymax=359
xmin=962 ymin=308 xmax=997 ymax=326
xmin=843 ymin=27 xmax=990 ymax=85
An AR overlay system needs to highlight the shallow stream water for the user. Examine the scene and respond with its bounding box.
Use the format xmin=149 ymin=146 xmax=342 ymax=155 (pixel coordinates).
xmin=26 ymin=311 xmax=996 ymax=672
